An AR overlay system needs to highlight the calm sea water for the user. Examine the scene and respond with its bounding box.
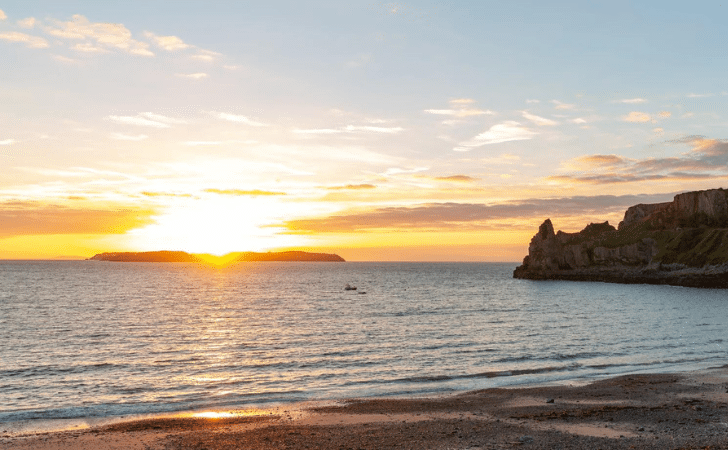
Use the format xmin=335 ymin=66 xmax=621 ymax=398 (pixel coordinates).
xmin=1 ymin=261 xmax=726 ymax=432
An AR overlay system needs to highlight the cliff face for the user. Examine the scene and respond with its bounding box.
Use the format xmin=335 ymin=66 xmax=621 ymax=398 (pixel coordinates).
xmin=514 ymin=188 xmax=728 ymax=288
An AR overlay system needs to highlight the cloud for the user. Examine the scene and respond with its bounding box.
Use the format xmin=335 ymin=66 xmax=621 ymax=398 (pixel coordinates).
xmin=658 ymin=111 xmax=671 ymax=118
xmin=522 ymin=111 xmax=558 ymax=126
xmin=327 ymin=184 xmax=376 ymax=190
xmin=454 ymin=121 xmax=535 ymax=151
xmin=140 ymin=191 xmax=193 ymax=198
xmin=52 ymin=55 xmax=79 ymax=64
xmin=623 ymin=111 xmax=651 ymax=123
xmin=139 ymin=112 xmax=187 ymax=124
xmin=282 ymin=193 xmax=674 ymax=233
xmin=450 ymin=98 xmax=475 ymax=104
xmin=184 ymin=141 xmax=223 ymax=146
xmin=204 ymin=188 xmax=286 ymax=196
xmin=0 ymin=201 xmax=156 ymax=237
xmin=190 ymin=49 xmax=222 ymax=61
xmin=0 ymin=9 xmax=6 ymax=20
xmin=213 ymin=112 xmax=267 ymax=127
xmin=143 ymin=31 xmax=189 ymax=51
xmin=293 ymin=125 xmax=403 ymax=134
xmin=110 ymin=133 xmax=148 ymax=141
xmin=107 ymin=115 xmax=171 ymax=128
xmin=176 ymin=72 xmax=208 ymax=79
xmin=653 ymin=127 xmax=664 ymax=133
xmin=0 ymin=31 xmax=49 ymax=48
xmin=617 ymin=98 xmax=647 ymax=104
xmin=526 ymin=99 xmax=540 ymax=104
xmin=424 ymin=98 xmax=495 ymax=118
xmin=549 ymin=136 xmax=728 ymax=184
xmin=571 ymin=118 xmax=587 ymax=124
xmin=344 ymin=125 xmax=403 ymax=133
xmin=688 ymin=93 xmax=713 ymax=98
xmin=568 ymin=154 xmax=630 ymax=169
xmin=0 ymin=139 xmax=16 ymax=145
xmin=434 ymin=175 xmax=478 ymax=182
xmin=72 ymin=42 xmax=108 ymax=53
xmin=45 ymin=14 xmax=153 ymax=56
xmin=551 ymin=100 xmax=575 ymax=110
xmin=17 ymin=17 xmax=36 ymax=28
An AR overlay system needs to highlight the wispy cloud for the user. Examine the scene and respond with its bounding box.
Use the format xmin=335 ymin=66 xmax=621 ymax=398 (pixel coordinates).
xmin=204 ymin=188 xmax=286 ymax=196
xmin=327 ymin=184 xmax=376 ymax=190
xmin=616 ymin=98 xmax=647 ymax=104
xmin=549 ymin=137 xmax=728 ymax=184
xmin=0 ymin=9 xmax=6 ymax=20
xmin=72 ymin=42 xmax=108 ymax=53
xmin=184 ymin=141 xmax=223 ymax=146
xmin=107 ymin=115 xmax=171 ymax=128
xmin=143 ymin=31 xmax=189 ymax=51
xmin=110 ymin=133 xmax=148 ymax=141
xmin=0 ymin=139 xmax=17 ymax=145
xmin=424 ymin=98 xmax=495 ymax=118
xmin=688 ymin=93 xmax=713 ymax=98
xmin=190 ymin=49 xmax=222 ymax=61
xmin=141 ymin=191 xmax=193 ymax=198
xmin=658 ymin=111 xmax=671 ymax=118
xmin=293 ymin=125 xmax=403 ymax=134
xmin=139 ymin=112 xmax=187 ymax=124
xmin=213 ymin=112 xmax=268 ymax=127
xmin=551 ymin=100 xmax=575 ymax=110
xmin=454 ymin=121 xmax=535 ymax=151
xmin=0 ymin=31 xmax=49 ymax=48
xmin=175 ymin=72 xmax=208 ymax=79
xmin=434 ymin=175 xmax=478 ymax=182
xmin=45 ymin=14 xmax=153 ymax=56
xmin=623 ymin=111 xmax=651 ymax=123
xmin=17 ymin=17 xmax=36 ymax=29
xmin=522 ymin=111 xmax=558 ymax=126
xmin=282 ymin=193 xmax=674 ymax=233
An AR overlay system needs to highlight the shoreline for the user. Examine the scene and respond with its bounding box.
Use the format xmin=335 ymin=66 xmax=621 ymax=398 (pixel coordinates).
xmin=3 ymin=366 xmax=728 ymax=449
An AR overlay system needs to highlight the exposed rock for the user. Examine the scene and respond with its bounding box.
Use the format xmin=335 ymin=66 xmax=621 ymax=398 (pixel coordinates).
xmin=514 ymin=188 xmax=728 ymax=288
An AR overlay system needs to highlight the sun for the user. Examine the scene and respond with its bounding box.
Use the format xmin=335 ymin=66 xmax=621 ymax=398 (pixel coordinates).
xmin=126 ymin=195 xmax=306 ymax=255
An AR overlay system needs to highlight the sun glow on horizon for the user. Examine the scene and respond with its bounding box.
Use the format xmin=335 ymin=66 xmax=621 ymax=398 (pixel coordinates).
xmin=125 ymin=196 xmax=311 ymax=256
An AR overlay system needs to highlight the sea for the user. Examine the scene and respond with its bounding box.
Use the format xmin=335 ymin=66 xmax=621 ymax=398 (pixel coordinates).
xmin=1 ymin=261 xmax=726 ymax=435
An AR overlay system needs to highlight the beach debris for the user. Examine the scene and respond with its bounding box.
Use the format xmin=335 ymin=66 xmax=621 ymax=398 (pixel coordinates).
xmin=358 ymin=291 xmax=367 ymax=294
xmin=344 ymin=283 xmax=357 ymax=291
xmin=518 ymin=435 xmax=534 ymax=444
xmin=546 ymin=398 xmax=554 ymax=403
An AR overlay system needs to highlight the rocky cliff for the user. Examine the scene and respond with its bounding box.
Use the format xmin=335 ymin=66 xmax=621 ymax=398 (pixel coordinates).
xmin=513 ymin=188 xmax=728 ymax=288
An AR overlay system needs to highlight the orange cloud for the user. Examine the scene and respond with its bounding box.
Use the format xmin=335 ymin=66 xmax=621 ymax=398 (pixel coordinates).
xmin=282 ymin=194 xmax=670 ymax=233
xmin=0 ymin=202 xmax=156 ymax=237
xmin=204 ymin=188 xmax=286 ymax=196
xmin=623 ymin=111 xmax=651 ymax=123
xmin=434 ymin=175 xmax=478 ymax=182
xmin=327 ymin=184 xmax=376 ymax=190
xmin=550 ymin=136 xmax=728 ymax=184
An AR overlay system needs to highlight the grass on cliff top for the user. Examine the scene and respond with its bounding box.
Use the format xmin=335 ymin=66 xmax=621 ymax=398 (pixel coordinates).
xmin=654 ymin=228 xmax=728 ymax=267
xmin=561 ymin=220 xmax=728 ymax=268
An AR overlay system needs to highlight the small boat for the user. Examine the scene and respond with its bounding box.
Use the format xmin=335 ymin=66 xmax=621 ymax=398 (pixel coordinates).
xmin=344 ymin=283 xmax=357 ymax=291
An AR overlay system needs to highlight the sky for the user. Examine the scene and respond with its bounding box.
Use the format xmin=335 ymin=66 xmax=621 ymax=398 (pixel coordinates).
xmin=2 ymin=1 xmax=728 ymax=261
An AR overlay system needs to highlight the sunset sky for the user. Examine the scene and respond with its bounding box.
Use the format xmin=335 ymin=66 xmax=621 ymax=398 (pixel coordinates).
xmin=2 ymin=1 xmax=728 ymax=261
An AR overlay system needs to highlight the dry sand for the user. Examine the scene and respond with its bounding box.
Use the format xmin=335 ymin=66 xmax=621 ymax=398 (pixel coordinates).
xmin=3 ymin=367 xmax=728 ymax=449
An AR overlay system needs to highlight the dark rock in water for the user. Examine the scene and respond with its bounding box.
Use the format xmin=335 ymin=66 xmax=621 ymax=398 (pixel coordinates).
xmin=514 ymin=188 xmax=728 ymax=288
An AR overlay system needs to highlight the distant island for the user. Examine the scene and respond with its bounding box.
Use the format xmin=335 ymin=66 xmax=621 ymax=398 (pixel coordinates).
xmin=514 ymin=188 xmax=728 ymax=288
xmin=88 ymin=251 xmax=345 ymax=263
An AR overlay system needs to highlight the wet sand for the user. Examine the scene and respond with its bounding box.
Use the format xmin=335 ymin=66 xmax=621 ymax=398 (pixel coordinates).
xmin=3 ymin=367 xmax=728 ymax=449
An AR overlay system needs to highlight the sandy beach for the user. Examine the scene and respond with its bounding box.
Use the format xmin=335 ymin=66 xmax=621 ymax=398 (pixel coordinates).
xmin=2 ymin=367 xmax=728 ymax=449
